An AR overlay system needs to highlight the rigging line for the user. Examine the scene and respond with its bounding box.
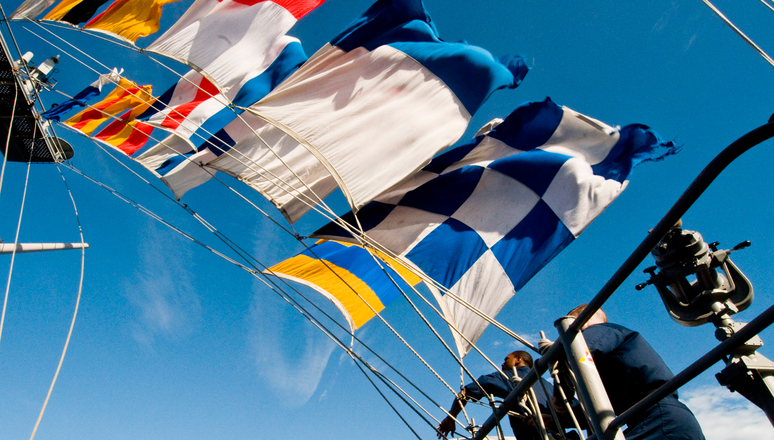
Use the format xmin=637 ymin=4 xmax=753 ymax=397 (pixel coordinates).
xmin=354 ymin=245 xmax=505 ymax=394
xmin=265 ymin=272 xmax=445 ymax=433
xmin=325 ymin=223 xmax=538 ymax=354
xmin=24 ymin=20 xmax=343 ymax=222
xmin=304 ymin=233 xmax=510 ymax=431
xmin=29 ymin=165 xmax=86 ymax=440
xmin=295 ymin=245 xmax=469 ymax=396
xmin=699 ymin=0 xmax=774 ymax=69
xmin=22 ymin=20 xmax=230 ymax=117
xmin=309 ymin=221 xmax=529 ymax=397
xmin=232 ymin=243 xmax=446 ymax=430
xmin=0 ymin=144 xmax=32 ymax=347
xmin=349 ymin=354 xmax=423 ymax=440
xmin=68 ymin=151 xmax=451 ymax=428
xmin=59 ymin=163 xmax=270 ymax=283
xmin=67 ymin=139 xmax=447 ymax=418
xmin=762 ymin=0 xmax=774 ymax=13
xmin=22 ymin=23 xmax=115 ymax=77
xmin=0 ymin=63 xmax=19 ymax=197
xmin=21 ymin=18 xmax=139 ymax=53
xmin=79 ymin=130 xmax=494 ymax=422
xmin=24 ymin=8 xmax=340 ymax=215
xmin=270 ymin=279 xmax=436 ymax=437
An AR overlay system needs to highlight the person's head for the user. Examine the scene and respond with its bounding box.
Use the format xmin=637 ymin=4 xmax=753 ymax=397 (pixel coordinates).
xmin=567 ymin=304 xmax=607 ymax=329
xmin=501 ymin=350 xmax=533 ymax=371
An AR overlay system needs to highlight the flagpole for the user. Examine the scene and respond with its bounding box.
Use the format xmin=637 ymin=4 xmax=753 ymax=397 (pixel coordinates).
xmin=0 ymin=242 xmax=89 ymax=254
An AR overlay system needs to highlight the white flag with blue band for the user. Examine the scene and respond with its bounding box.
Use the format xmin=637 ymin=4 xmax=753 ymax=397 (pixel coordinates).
xmin=156 ymin=0 xmax=528 ymax=222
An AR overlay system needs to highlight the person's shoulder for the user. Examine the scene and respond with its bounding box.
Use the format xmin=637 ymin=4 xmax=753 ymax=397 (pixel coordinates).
xmin=587 ymin=322 xmax=634 ymax=334
xmin=582 ymin=322 xmax=636 ymax=348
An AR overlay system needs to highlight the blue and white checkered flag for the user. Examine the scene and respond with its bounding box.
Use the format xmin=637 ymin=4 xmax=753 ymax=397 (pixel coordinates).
xmin=314 ymin=98 xmax=676 ymax=355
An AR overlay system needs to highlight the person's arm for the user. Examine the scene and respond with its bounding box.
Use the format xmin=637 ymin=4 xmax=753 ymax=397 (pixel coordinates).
xmin=437 ymin=388 xmax=468 ymax=439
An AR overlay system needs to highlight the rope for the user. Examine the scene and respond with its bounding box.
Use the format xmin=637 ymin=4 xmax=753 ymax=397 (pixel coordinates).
xmin=0 ymin=153 xmax=31 ymax=347
xmin=59 ymin=160 xmax=455 ymax=430
xmin=22 ymin=21 xmax=344 ymax=223
xmin=10 ymin=18 xmax=542 ymax=436
xmin=29 ymin=165 xmax=86 ymax=440
xmin=80 ymin=128 xmax=497 ymax=422
xmin=699 ymin=0 xmax=774 ymax=69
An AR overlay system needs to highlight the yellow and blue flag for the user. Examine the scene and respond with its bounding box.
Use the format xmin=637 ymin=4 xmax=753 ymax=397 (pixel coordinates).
xmin=267 ymin=240 xmax=422 ymax=331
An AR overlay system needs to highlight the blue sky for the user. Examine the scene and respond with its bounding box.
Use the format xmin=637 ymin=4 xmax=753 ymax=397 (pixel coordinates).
xmin=1 ymin=0 xmax=773 ymax=439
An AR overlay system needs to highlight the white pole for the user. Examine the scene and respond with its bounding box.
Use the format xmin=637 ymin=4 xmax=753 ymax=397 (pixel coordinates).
xmin=0 ymin=242 xmax=89 ymax=254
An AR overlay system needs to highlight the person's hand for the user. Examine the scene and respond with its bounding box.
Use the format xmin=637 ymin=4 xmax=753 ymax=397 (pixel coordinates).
xmin=552 ymin=397 xmax=569 ymax=416
xmin=538 ymin=331 xmax=553 ymax=355
xmin=436 ymin=416 xmax=455 ymax=439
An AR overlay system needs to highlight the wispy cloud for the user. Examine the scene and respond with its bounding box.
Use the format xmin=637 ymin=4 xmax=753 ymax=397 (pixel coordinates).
xmin=682 ymin=385 xmax=772 ymax=439
xmin=124 ymin=223 xmax=201 ymax=347
xmin=491 ymin=332 xmax=541 ymax=351
xmin=247 ymin=289 xmax=336 ymax=407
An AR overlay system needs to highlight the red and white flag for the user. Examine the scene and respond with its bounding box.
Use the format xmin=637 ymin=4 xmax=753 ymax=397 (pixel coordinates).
xmin=146 ymin=0 xmax=323 ymax=93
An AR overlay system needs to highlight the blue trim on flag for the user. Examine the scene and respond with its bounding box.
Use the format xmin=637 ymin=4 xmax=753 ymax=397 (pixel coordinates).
xmin=232 ymin=40 xmax=307 ymax=108
xmin=314 ymin=201 xmax=398 ymax=240
xmin=41 ymin=85 xmax=100 ymax=121
xmin=190 ymin=107 xmax=244 ymax=149
xmin=423 ymin=138 xmax=479 ymax=174
xmin=591 ymin=124 xmax=677 ymax=183
xmin=491 ymin=200 xmax=573 ymax=290
xmin=488 ymin=150 xmax=570 ymax=198
xmin=392 ymin=36 xmax=528 ymax=115
xmin=156 ymin=153 xmax=191 ymax=176
xmin=406 ymin=217 xmax=487 ymax=289
xmin=399 ymin=166 xmax=483 ymax=216
xmin=202 ymin=128 xmax=236 ymax=157
xmin=330 ymin=0 xmax=527 ymax=115
xmin=304 ymin=241 xmax=409 ymax=306
xmin=191 ymin=41 xmax=308 ymax=150
xmin=330 ymin=0 xmax=433 ymax=50
xmin=136 ymin=80 xmax=178 ymax=121
xmin=488 ymin=98 xmax=563 ymax=151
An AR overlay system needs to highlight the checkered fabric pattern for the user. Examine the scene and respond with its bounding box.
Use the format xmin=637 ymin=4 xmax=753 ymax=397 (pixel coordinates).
xmin=314 ymin=98 xmax=674 ymax=355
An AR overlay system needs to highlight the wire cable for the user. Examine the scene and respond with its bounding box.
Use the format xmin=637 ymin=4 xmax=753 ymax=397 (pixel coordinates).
xmin=700 ymin=0 xmax=774 ymax=69
xmin=29 ymin=165 xmax=86 ymax=440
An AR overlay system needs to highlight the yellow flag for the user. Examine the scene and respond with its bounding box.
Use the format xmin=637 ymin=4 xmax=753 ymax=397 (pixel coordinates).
xmin=65 ymin=77 xmax=152 ymax=135
xmin=85 ymin=0 xmax=180 ymax=43
xmin=43 ymin=0 xmax=81 ymax=21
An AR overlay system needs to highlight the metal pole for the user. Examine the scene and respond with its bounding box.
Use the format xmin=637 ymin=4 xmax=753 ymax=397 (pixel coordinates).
xmin=608 ymin=300 xmax=774 ymax=432
xmin=557 ymin=317 xmax=624 ymax=440
xmin=0 ymin=242 xmax=89 ymax=254
xmin=471 ymin=117 xmax=774 ymax=440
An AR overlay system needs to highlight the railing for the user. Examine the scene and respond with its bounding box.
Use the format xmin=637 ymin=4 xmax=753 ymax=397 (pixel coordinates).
xmin=473 ymin=119 xmax=774 ymax=440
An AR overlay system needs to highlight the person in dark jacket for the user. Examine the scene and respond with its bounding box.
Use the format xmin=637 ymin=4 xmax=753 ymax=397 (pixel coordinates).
xmin=436 ymin=350 xmax=554 ymax=440
xmin=565 ymin=304 xmax=705 ymax=440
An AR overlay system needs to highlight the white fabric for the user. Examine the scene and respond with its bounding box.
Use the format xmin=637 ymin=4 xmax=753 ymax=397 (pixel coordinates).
xmin=206 ymin=44 xmax=471 ymax=222
xmin=9 ymin=0 xmax=55 ymax=19
xmin=147 ymin=0 xmax=296 ymax=93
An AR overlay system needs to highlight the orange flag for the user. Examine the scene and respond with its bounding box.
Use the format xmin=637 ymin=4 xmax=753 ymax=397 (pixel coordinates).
xmin=94 ymin=119 xmax=154 ymax=155
xmin=93 ymin=96 xmax=156 ymax=155
xmin=64 ymin=78 xmax=152 ymax=135
xmin=85 ymin=0 xmax=180 ymax=43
